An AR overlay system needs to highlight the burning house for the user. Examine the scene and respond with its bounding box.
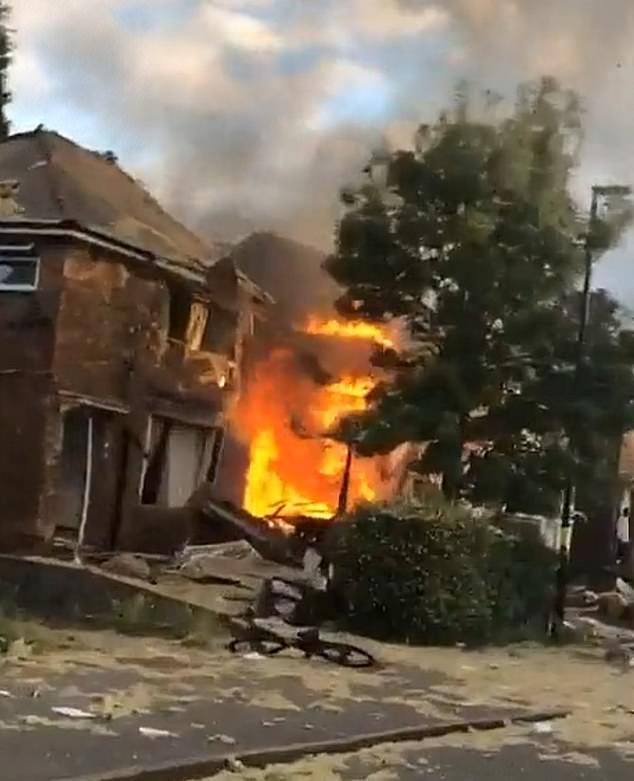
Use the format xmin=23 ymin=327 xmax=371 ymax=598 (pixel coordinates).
xmin=0 ymin=128 xmax=270 ymax=555
xmin=217 ymin=232 xmax=411 ymax=525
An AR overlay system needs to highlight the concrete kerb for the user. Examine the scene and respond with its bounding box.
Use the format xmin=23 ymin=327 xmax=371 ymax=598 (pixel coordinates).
xmin=0 ymin=554 xmax=228 ymax=638
xmin=59 ymin=709 xmax=569 ymax=781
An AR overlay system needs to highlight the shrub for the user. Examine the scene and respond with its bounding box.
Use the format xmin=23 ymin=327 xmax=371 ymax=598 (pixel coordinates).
xmin=325 ymin=502 xmax=557 ymax=645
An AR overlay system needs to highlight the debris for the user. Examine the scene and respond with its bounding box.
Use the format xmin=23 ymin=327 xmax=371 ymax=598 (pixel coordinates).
xmin=177 ymin=551 xmax=245 ymax=585
xmin=303 ymin=547 xmax=322 ymax=575
xmin=271 ymin=579 xmax=303 ymax=601
xmin=302 ymin=547 xmax=328 ymax=591
xmin=21 ymin=714 xmax=44 ymax=726
xmin=532 ymin=721 xmax=554 ymax=735
xmin=101 ymin=553 xmax=151 ymax=581
xmin=225 ymin=757 xmax=246 ymax=772
xmin=139 ymin=726 xmax=177 ymax=738
xmin=273 ymin=598 xmax=297 ymax=620
xmin=51 ymin=706 xmax=97 ymax=720
xmin=0 ymin=690 xmax=13 ymax=698
xmin=196 ymin=496 xmax=291 ymax=563
xmin=243 ymin=652 xmax=264 ymax=660
xmin=617 ymin=578 xmax=634 ymax=605
xmin=8 ymin=637 xmax=33 ymax=660
xmin=255 ymin=575 xmax=331 ymax=625
xmin=566 ymin=588 xmax=598 ymax=608
xmin=209 ymin=734 xmax=237 ymax=745
xmin=182 ymin=540 xmax=261 ymax=562
xmin=597 ymin=592 xmax=628 ymax=621
xmin=604 ymin=639 xmax=633 ymax=666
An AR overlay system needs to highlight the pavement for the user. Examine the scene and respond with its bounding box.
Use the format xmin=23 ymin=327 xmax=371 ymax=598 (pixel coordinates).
xmin=0 ymin=621 xmax=633 ymax=780
xmin=202 ymin=733 xmax=634 ymax=780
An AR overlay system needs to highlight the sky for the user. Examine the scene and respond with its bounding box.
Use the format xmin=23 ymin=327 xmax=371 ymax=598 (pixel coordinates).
xmin=9 ymin=0 xmax=634 ymax=302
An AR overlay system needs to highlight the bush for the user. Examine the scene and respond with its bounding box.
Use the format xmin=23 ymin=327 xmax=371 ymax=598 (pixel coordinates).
xmin=325 ymin=502 xmax=557 ymax=645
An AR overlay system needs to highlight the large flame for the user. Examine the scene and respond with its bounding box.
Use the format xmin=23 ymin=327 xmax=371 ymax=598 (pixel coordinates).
xmin=237 ymin=320 xmax=396 ymax=520
xmin=304 ymin=316 xmax=395 ymax=349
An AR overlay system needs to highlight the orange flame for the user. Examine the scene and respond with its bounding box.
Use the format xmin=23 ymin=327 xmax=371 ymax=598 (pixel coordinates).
xmin=237 ymin=319 xmax=397 ymax=521
xmin=304 ymin=316 xmax=395 ymax=349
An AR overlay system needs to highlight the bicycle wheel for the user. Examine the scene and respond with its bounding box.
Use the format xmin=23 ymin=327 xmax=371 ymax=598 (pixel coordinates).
xmin=316 ymin=641 xmax=375 ymax=668
xmin=228 ymin=638 xmax=287 ymax=656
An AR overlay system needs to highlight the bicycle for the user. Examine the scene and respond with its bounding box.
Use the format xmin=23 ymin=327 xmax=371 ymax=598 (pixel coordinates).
xmin=228 ymin=618 xmax=375 ymax=669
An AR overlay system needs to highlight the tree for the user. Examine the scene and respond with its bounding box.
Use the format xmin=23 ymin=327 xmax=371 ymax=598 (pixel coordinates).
xmin=465 ymin=289 xmax=634 ymax=516
xmin=0 ymin=2 xmax=11 ymax=140
xmin=325 ymin=78 xmax=634 ymax=512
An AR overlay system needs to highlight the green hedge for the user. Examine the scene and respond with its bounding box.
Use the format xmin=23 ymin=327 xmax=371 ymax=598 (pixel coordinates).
xmin=325 ymin=503 xmax=557 ymax=645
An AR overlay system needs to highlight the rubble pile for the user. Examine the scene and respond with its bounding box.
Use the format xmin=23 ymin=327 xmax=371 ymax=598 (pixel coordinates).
xmin=568 ymin=577 xmax=634 ymax=627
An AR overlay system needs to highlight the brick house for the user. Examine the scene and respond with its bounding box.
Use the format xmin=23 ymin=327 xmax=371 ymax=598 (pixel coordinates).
xmin=0 ymin=128 xmax=270 ymax=555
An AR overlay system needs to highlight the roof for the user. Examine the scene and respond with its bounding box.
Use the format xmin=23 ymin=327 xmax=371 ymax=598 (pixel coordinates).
xmin=230 ymin=231 xmax=335 ymax=323
xmin=0 ymin=128 xmax=273 ymax=306
xmin=206 ymin=255 xmax=274 ymax=308
xmin=0 ymin=127 xmax=215 ymax=270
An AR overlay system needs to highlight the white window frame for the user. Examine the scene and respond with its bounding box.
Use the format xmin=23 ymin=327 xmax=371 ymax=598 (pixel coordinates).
xmin=138 ymin=415 xmax=155 ymax=499
xmin=0 ymin=252 xmax=40 ymax=292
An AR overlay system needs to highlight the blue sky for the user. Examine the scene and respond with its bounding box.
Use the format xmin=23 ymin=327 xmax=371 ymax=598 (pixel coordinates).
xmin=8 ymin=0 xmax=634 ymax=301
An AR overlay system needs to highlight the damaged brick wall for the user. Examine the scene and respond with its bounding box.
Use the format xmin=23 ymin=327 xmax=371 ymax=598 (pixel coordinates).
xmin=42 ymin=247 xmax=164 ymax=548
xmin=53 ymin=247 xmax=164 ymax=401
xmin=0 ymin=237 xmax=250 ymax=552
xmin=0 ymin=239 xmax=64 ymax=548
xmin=117 ymin=505 xmax=198 ymax=555
xmin=0 ymin=374 xmax=56 ymax=549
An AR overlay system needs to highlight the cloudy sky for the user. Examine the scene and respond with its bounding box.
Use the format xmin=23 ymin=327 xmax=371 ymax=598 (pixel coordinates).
xmin=9 ymin=0 xmax=634 ymax=300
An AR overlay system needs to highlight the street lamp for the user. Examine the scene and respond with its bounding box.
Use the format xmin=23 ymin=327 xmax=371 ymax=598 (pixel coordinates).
xmin=552 ymin=184 xmax=633 ymax=635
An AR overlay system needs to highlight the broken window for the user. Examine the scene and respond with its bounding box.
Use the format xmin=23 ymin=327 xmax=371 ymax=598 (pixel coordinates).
xmin=141 ymin=418 xmax=221 ymax=507
xmin=0 ymin=243 xmax=40 ymax=291
xmin=206 ymin=427 xmax=225 ymax=484
xmin=140 ymin=418 xmax=171 ymax=505
xmin=55 ymin=406 xmax=124 ymax=550
xmin=57 ymin=407 xmax=91 ymax=534
xmin=200 ymin=304 xmax=238 ymax=357
xmin=167 ymin=285 xmax=192 ymax=341
xmin=185 ymin=301 xmax=209 ymax=351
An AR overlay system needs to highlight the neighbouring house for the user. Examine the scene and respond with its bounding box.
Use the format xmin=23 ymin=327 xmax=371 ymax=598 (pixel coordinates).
xmin=0 ymin=128 xmax=271 ymax=555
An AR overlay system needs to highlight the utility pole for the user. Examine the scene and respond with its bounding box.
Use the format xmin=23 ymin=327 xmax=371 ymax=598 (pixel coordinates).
xmin=551 ymin=184 xmax=633 ymax=635
xmin=336 ymin=443 xmax=353 ymax=516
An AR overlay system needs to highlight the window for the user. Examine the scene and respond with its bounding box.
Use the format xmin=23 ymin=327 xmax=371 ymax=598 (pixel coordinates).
xmin=201 ymin=304 xmax=238 ymax=357
xmin=185 ymin=301 xmax=208 ymax=351
xmin=168 ymin=285 xmax=192 ymax=341
xmin=140 ymin=417 xmax=222 ymax=507
xmin=206 ymin=427 xmax=225 ymax=484
xmin=141 ymin=418 xmax=171 ymax=505
xmin=0 ymin=244 xmax=39 ymax=291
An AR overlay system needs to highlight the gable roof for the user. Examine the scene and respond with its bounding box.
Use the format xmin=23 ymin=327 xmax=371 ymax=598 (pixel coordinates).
xmin=0 ymin=127 xmax=215 ymax=270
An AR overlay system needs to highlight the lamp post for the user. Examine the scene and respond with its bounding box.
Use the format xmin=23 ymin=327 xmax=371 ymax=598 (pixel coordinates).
xmin=552 ymin=184 xmax=633 ymax=635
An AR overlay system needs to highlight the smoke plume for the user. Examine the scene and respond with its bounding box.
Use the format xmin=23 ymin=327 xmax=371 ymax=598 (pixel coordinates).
xmin=10 ymin=0 xmax=634 ymax=279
